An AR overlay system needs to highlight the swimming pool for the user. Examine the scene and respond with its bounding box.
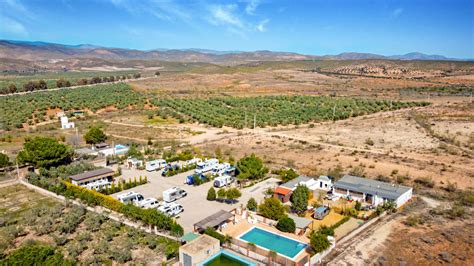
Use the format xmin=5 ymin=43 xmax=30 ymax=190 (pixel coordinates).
xmin=198 ymin=250 xmax=256 ymax=266
xmin=238 ymin=227 xmax=307 ymax=259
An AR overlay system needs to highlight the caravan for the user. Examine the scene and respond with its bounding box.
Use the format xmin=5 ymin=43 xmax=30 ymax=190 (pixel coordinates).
xmin=195 ymin=158 xmax=219 ymax=174
xmin=146 ymin=159 xmax=167 ymax=172
xmin=211 ymin=163 xmax=231 ymax=176
xmin=138 ymin=198 xmax=161 ymax=209
xmin=117 ymin=191 xmax=144 ymax=205
xmin=163 ymin=187 xmax=187 ymax=202
xmin=213 ymin=175 xmax=235 ymax=188
xmin=157 ymin=202 xmax=183 ymax=217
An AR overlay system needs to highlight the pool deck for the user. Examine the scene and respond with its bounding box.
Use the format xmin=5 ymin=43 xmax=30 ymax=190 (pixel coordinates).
xmin=222 ymin=219 xmax=312 ymax=263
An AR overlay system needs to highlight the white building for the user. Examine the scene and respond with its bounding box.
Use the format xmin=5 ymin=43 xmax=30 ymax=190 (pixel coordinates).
xmin=332 ymin=175 xmax=413 ymax=207
xmin=69 ymin=168 xmax=115 ymax=191
xmin=60 ymin=116 xmax=75 ymax=129
xmin=316 ymin=175 xmax=332 ymax=191
xmin=126 ymin=157 xmax=143 ymax=169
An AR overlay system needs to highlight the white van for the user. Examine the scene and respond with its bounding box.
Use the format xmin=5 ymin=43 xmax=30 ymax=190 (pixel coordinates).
xmin=139 ymin=198 xmax=161 ymax=209
xmin=117 ymin=191 xmax=144 ymax=205
xmin=214 ymin=175 xmax=235 ymax=188
xmin=163 ymin=187 xmax=187 ymax=202
xmin=195 ymin=158 xmax=219 ymax=174
xmin=146 ymin=159 xmax=167 ymax=172
xmin=158 ymin=202 xmax=183 ymax=217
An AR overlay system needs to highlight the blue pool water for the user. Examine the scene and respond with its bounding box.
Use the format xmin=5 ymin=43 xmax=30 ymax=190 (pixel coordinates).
xmin=115 ymin=144 xmax=127 ymax=149
xmin=239 ymin=227 xmax=307 ymax=258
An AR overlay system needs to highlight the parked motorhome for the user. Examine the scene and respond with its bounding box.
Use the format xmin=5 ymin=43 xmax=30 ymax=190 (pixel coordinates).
xmin=213 ymin=175 xmax=235 ymax=188
xmin=163 ymin=187 xmax=187 ymax=202
xmin=184 ymin=158 xmax=202 ymax=167
xmin=158 ymin=202 xmax=184 ymax=217
xmin=146 ymin=159 xmax=167 ymax=172
xmin=117 ymin=191 xmax=144 ymax=205
xmin=211 ymin=163 xmax=230 ymax=176
xmin=139 ymin=198 xmax=161 ymax=209
xmin=195 ymin=158 xmax=219 ymax=174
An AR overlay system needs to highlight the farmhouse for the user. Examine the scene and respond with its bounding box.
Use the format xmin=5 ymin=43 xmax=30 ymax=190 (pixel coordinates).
xmin=69 ymin=168 xmax=115 ymax=191
xmin=332 ymin=175 xmax=413 ymax=207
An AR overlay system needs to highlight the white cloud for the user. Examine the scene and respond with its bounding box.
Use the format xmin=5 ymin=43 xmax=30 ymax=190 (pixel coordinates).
xmin=390 ymin=8 xmax=403 ymax=18
xmin=0 ymin=16 xmax=28 ymax=36
xmin=3 ymin=0 xmax=35 ymax=20
xmin=209 ymin=4 xmax=244 ymax=28
xmin=244 ymin=0 xmax=260 ymax=15
xmin=109 ymin=0 xmax=191 ymax=22
xmin=256 ymin=19 xmax=269 ymax=32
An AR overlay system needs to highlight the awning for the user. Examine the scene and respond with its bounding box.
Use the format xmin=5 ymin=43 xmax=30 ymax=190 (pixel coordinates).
xmin=194 ymin=210 xmax=234 ymax=230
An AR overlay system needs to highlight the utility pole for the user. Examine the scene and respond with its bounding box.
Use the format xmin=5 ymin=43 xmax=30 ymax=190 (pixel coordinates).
xmin=244 ymin=111 xmax=247 ymax=128
xmin=16 ymin=159 xmax=20 ymax=181
xmin=332 ymin=105 xmax=336 ymax=120
xmin=390 ymin=100 xmax=393 ymax=109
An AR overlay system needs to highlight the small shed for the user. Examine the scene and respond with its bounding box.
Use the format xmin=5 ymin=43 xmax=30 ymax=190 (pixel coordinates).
xmin=274 ymin=186 xmax=292 ymax=203
xmin=179 ymin=234 xmax=220 ymax=266
xmin=288 ymin=214 xmax=312 ymax=235
xmin=126 ymin=157 xmax=143 ymax=169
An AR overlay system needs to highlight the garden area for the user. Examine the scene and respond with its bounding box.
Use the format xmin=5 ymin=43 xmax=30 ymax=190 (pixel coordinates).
xmin=0 ymin=185 xmax=179 ymax=264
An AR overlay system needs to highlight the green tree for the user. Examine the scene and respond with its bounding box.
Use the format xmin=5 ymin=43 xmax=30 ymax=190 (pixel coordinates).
xmin=207 ymin=187 xmax=216 ymax=201
xmin=236 ymin=154 xmax=268 ymax=181
xmin=246 ymin=197 xmax=258 ymax=211
xmin=217 ymin=188 xmax=227 ymax=200
xmin=226 ymin=188 xmax=242 ymax=204
xmin=280 ymin=168 xmax=298 ymax=182
xmin=276 ymin=216 xmax=296 ymax=233
xmin=17 ymin=137 xmax=72 ymax=168
xmin=0 ymin=152 xmax=11 ymax=168
xmin=291 ymin=185 xmax=310 ymax=213
xmin=84 ymin=127 xmax=107 ymax=144
xmin=355 ymin=201 xmax=362 ymax=211
xmin=258 ymin=198 xmax=287 ymax=220
xmin=310 ymin=232 xmax=331 ymax=253
xmin=8 ymin=83 xmax=17 ymax=93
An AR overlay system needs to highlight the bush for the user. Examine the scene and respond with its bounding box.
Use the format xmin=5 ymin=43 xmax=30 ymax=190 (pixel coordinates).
xmin=207 ymin=187 xmax=216 ymax=201
xmin=317 ymin=225 xmax=334 ymax=236
xmin=310 ymin=232 xmax=331 ymax=253
xmin=246 ymin=197 xmax=258 ymax=211
xmin=84 ymin=127 xmax=107 ymax=144
xmin=203 ymin=228 xmax=231 ymax=245
xmin=355 ymin=201 xmax=362 ymax=211
xmin=276 ymin=217 xmax=296 ymax=233
xmin=236 ymin=154 xmax=268 ymax=181
xmin=0 ymin=244 xmax=73 ymax=265
xmin=414 ymin=177 xmax=435 ymax=188
xmin=258 ymin=198 xmax=287 ymax=221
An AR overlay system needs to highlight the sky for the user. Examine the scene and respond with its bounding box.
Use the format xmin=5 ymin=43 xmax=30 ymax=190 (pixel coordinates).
xmin=0 ymin=0 xmax=473 ymax=58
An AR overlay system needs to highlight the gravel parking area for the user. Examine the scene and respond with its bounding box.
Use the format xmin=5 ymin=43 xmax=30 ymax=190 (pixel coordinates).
xmin=112 ymin=168 xmax=280 ymax=233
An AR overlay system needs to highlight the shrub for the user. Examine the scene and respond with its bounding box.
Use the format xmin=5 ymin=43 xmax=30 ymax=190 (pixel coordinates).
xmin=317 ymin=225 xmax=334 ymax=236
xmin=354 ymin=201 xmax=362 ymax=211
xmin=207 ymin=187 xmax=216 ymax=201
xmin=246 ymin=197 xmax=258 ymax=211
xmin=203 ymin=228 xmax=231 ymax=245
xmin=365 ymin=138 xmax=374 ymax=146
xmin=414 ymin=177 xmax=435 ymax=188
xmin=0 ymin=244 xmax=73 ymax=265
xmin=310 ymin=232 xmax=331 ymax=253
xmin=291 ymin=185 xmax=310 ymax=213
xmin=276 ymin=217 xmax=296 ymax=233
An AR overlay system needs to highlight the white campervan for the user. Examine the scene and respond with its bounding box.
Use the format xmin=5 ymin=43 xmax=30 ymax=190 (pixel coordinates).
xmin=184 ymin=158 xmax=202 ymax=167
xmin=139 ymin=198 xmax=161 ymax=209
xmin=117 ymin=191 xmax=144 ymax=205
xmin=211 ymin=163 xmax=231 ymax=176
xmin=213 ymin=175 xmax=235 ymax=188
xmin=157 ymin=202 xmax=183 ymax=217
xmin=162 ymin=187 xmax=187 ymax=202
xmin=146 ymin=159 xmax=167 ymax=172
xmin=195 ymin=158 xmax=219 ymax=174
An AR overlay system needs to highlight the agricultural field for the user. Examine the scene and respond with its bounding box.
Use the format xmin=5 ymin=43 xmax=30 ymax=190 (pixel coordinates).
xmin=153 ymin=96 xmax=430 ymax=128
xmin=0 ymin=70 xmax=139 ymax=94
xmin=0 ymin=83 xmax=145 ymax=129
xmin=0 ymin=185 xmax=178 ymax=264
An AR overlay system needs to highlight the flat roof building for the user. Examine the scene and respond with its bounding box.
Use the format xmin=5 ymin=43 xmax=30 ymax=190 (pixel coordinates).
xmin=69 ymin=168 xmax=115 ymax=191
xmin=179 ymin=234 xmax=220 ymax=266
xmin=332 ymin=175 xmax=412 ymax=207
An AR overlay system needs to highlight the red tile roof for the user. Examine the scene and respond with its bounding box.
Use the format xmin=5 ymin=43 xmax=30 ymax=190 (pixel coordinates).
xmin=274 ymin=186 xmax=292 ymax=195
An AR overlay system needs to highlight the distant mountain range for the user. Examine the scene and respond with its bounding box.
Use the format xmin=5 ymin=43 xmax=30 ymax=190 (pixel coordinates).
xmin=0 ymin=40 xmax=469 ymax=63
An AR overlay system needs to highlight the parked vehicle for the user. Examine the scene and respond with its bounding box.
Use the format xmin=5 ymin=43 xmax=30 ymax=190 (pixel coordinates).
xmin=162 ymin=164 xmax=180 ymax=176
xmin=117 ymin=191 xmax=144 ymax=205
xmin=195 ymin=158 xmax=219 ymax=174
xmin=213 ymin=175 xmax=235 ymax=188
xmin=146 ymin=159 xmax=167 ymax=171
xmin=157 ymin=202 xmax=183 ymax=217
xmin=185 ymin=174 xmax=206 ymax=185
xmin=138 ymin=198 xmax=161 ymax=209
xmin=324 ymin=194 xmax=339 ymax=201
xmin=184 ymin=158 xmax=202 ymax=167
xmin=210 ymin=163 xmax=230 ymax=176
xmin=163 ymin=187 xmax=187 ymax=202
xmin=313 ymin=206 xmax=330 ymax=220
